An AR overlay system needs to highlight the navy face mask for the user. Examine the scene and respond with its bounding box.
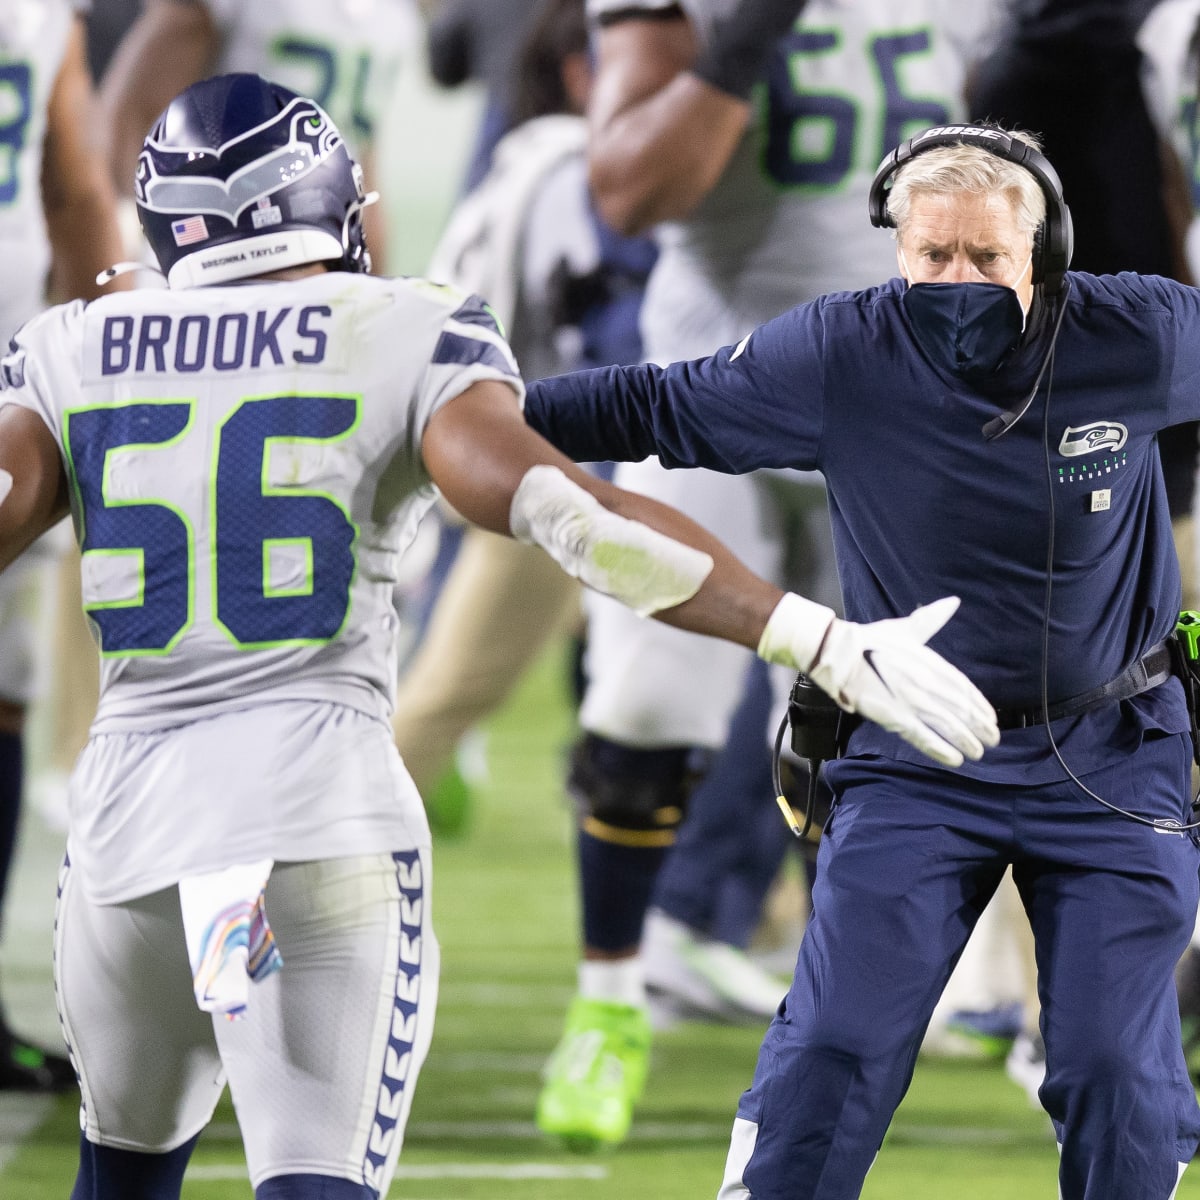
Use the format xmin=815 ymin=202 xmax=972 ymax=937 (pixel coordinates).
xmin=902 ymin=281 xmax=1027 ymax=380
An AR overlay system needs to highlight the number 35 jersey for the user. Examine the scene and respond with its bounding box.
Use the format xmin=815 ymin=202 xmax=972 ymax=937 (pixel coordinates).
xmin=0 ymin=271 xmax=522 ymax=735
xmin=198 ymin=0 xmax=423 ymax=160
xmin=588 ymin=0 xmax=1000 ymax=359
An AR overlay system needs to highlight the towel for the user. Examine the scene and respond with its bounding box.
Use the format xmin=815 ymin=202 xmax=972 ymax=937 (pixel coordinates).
xmin=178 ymin=858 xmax=282 ymax=1020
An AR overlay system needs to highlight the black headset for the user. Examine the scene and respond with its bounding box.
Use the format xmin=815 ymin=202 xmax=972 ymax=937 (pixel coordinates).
xmin=868 ymin=124 xmax=1074 ymax=298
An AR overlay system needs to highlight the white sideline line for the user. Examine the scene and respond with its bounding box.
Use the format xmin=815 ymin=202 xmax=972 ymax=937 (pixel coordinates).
xmin=439 ymin=983 xmax=574 ymax=1007
xmin=203 ymin=1119 xmax=1037 ymax=1151
xmin=410 ymin=1164 xmax=608 ymax=1180
xmin=433 ymin=1051 xmax=549 ymax=1072
xmin=186 ymin=1162 xmax=608 ymax=1181
xmin=0 ymin=1096 xmax=54 ymax=1173
xmin=891 ymin=1123 xmax=1035 ymax=1146
xmin=410 ymin=1120 xmax=729 ymax=1140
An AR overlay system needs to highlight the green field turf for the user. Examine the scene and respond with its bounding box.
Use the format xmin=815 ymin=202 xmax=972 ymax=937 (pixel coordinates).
xmin=6 ymin=639 xmax=1200 ymax=1198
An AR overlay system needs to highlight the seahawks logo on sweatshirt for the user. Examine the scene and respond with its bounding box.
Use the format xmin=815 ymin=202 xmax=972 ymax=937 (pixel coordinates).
xmin=1058 ymin=421 xmax=1128 ymax=457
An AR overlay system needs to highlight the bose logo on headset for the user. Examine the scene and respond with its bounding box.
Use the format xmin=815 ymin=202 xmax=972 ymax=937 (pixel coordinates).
xmin=912 ymin=124 xmax=1009 ymax=146
xmin=867 ymin=122 xmax=1075 ymax=299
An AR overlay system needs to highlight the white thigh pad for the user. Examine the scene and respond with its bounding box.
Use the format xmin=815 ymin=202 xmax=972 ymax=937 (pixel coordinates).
xmin=56 ymin=867 xmax=225 ymax=1152
xmin=217 ymin=852 xmax=440 ymax=1194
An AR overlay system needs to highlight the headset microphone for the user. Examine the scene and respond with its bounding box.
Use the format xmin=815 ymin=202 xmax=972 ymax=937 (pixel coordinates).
xmin=983 ymin=408 xmax=1026 ymax=441
xmin=981 ymin=296 xmax=1068 ymax=440
xmin=983 ymin=404 xmax=1031 ymax=442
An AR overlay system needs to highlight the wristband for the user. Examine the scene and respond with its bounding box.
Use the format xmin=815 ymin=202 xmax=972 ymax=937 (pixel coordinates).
xmin=690 ymin=0 xmax=807 ymax=99
xmin=755 ymin=591 xmax=836 ymax=671
xmin=510 ymin=464 xmax=714 ymax=616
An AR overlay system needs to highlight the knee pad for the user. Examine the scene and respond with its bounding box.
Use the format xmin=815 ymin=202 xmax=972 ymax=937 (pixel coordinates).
xmin=567 ymin=733 xmax=711 ymax=847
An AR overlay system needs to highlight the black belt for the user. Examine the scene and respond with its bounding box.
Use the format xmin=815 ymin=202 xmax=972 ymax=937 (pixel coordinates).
xmin=993 ymin=642 xmax=1175 ymax=730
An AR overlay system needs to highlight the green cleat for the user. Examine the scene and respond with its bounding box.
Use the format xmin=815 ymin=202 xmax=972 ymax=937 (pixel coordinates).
xmin=536 ymin=996 xmax=652 ymax=1152
xmin=424 ymin=760 xmax=474 ymax=839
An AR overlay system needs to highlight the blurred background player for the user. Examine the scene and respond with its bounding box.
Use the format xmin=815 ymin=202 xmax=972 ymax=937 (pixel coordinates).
xmin=425 ymin=0 xmax=541 ymax=192
xmin=391 ymin=0 xmax=657 ymax=822
xmin=390 ymin=0 xmax=545 ymax=820
xmin=0 ymin=0 xmax=127 ymax=1091
xmin=969 ymin=0 xmax=1192 ymax=579
xmin=534 ymin=0 xmax=999 ymax=1152
xmin=395 ymin=1 xmax=801 ymax=1031
xmin=1139 ymin=0 xmax=1200 ymax=288
xmin=100 ymin=0 xmax=425 ymax=273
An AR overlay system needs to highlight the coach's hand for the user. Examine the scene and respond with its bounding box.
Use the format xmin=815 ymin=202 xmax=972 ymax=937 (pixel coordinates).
xmin=756 ymin=593 xmax=999 ymax=767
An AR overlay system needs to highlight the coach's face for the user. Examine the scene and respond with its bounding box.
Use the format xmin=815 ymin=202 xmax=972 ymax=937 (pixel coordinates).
xmin=897 ymin=189 xmax=1035 ymax=315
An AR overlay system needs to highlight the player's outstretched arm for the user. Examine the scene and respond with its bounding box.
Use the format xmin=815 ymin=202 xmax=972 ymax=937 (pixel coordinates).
xmin=421 ymin=380 xmax=998 ymax=767
xmin=421 ymin=379 xmax=779 ymax=637
xmin=0 ymin=407 xmax=70 ymax=574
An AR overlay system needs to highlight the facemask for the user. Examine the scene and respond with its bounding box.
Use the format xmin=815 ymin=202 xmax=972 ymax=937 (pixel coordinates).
xmin=899 ymin=252 xmax=1030 ymax=380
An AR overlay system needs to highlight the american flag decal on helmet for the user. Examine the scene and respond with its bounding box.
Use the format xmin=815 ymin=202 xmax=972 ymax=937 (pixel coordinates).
xmin=172 ymin=215 xmax=209 ymax=246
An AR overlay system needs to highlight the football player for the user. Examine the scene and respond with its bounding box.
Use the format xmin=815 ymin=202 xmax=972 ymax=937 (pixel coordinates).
xmin=101 ymin=0 xmax=425 ymax=273
xmin=0 ymin=0 xmax=127 ymax=1092
xmin=535 ymin=0 xmax=1000 ymax=1150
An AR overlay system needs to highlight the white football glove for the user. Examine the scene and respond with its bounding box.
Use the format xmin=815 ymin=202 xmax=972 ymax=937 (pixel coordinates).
xmin=757 ymin=593 xmax=999 ymax=768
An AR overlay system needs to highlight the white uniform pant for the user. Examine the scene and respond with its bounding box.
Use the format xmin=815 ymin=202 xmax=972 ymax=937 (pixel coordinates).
xmin=581 ymin=460 xmax=831 ymax=749
xmin=55 ymin=849 xmax=439 ymax=1195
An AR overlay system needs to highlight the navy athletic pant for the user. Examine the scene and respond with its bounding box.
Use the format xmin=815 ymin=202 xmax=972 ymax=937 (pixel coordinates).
xmin=721 ymin=732 xmax=1200 ymax=1199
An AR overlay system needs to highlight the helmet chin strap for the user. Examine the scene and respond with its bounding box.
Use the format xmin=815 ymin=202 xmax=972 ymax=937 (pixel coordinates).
xmin=342 ymin=190 xmax=379 ymax=273
xmin=96 ymin=262 xmax=162 ymax=287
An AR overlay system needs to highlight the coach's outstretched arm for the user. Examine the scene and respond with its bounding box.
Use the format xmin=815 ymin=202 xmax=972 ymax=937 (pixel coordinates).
xmin=421 ymin=380 xmax=999 ymax=768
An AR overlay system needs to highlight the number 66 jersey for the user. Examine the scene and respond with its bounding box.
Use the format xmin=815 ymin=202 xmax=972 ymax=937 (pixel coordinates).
xmin=0 ymin=272 xmax=521 ymax=901
xmin=588 ymin=0 xmax=1001 ymax=358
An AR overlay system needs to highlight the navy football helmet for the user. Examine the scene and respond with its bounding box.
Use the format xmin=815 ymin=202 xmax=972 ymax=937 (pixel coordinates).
xmin=135 ymin=73 xmax=373 ymax=288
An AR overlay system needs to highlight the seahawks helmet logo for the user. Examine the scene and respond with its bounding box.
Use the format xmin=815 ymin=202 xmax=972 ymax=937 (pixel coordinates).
xmin=135 ymin=99 xmax=344 ymax=222
xmin=1058 ymin=421 xmax=1128 ymax=457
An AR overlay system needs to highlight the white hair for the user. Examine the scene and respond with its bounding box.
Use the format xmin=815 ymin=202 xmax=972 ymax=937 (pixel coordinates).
xmin=885 ymin=132 xmax=1047 ymax=244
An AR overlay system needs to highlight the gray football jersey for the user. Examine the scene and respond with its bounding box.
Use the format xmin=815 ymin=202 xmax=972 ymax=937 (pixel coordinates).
xmin=0 ymin=0 xmax=79 ymax=342
xmin=589 ymin=0 xmax=999 ymax=359
xmin=0 ymin=270 xmax=522 ymax=733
